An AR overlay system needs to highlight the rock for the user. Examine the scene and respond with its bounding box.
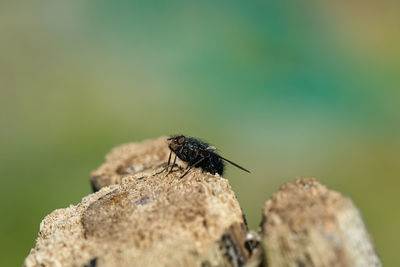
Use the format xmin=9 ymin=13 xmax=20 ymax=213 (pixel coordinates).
xmin=25 ymin=137 xmax=249 ymax=267
xmin=90 ymin=137 xmax=171 ymax=191
xmin=261 ymin=178 xmax=382 ymax=267
xmin=25 ymin=137 xmax=382 ymax=267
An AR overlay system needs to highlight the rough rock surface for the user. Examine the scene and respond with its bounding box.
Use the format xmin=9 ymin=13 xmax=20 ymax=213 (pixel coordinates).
xmin=90 ymin=137 xmax=172 ymax=191
xmin=25 ymin=137 xmax=249 ymax=267
xmin=24 ymin=137 xmax=382 ymax=267
xmin=261 ymin=178 xmax=382 ymax=267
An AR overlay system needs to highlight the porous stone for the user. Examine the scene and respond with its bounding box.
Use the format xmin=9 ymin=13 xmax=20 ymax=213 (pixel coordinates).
xmin=261 ymin=178 xmax=382 ymax=267
xmin=24 ymin=138 xmax=381 ymax=267
xmin=25 ymin=138 xmax=249 ymax=267
xmin=90 ymin=137 xmax=171 ymax=191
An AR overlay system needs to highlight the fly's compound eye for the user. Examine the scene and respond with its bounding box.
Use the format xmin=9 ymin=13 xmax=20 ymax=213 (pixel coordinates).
xmin=177 ymin=136 xmax=185 ymax=145
xmin=168 ymin=136 xmax=182 ymax=151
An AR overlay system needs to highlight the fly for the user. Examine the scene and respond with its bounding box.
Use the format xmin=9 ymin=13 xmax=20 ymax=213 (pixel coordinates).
xmin=166 ymin=135 xmax=250 ymax=178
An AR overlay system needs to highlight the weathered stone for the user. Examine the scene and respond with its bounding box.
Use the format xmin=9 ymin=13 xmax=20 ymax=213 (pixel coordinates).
xmin=25 ymin=138 xmax=249 ymax=267
xmin=24 ymin=137 xmax=381 ymax=267
xmin=90 ymin=137 xmax=171 ymax=191
xmin=261 ymin=178 xmax=382 ymax=267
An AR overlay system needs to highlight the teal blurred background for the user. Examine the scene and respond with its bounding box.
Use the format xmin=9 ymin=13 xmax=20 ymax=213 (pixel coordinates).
xmin=1 ymin=1 xmax=399 ymax=265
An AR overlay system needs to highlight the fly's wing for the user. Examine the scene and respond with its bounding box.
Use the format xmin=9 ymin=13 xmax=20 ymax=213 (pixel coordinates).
xmin=219 ymin=156 xmax=250 ymax=173
xmin=206 ymin=146 xmax=217 ymax=152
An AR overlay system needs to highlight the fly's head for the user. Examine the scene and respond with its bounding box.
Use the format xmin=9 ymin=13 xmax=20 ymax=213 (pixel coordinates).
xmin=167 ymin=135 xmax=186 ymax=153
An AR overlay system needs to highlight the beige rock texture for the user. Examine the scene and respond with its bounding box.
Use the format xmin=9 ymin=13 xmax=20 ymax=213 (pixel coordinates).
xmin=24 ymin=137 xmax=381 ymax=267
xmin=24 ymin=137 xmax=250 ymax=267
xmin=261 ymin=178 xmax=382 ymax=267
xmin=89 ymin=137 xmax=171 ymax=191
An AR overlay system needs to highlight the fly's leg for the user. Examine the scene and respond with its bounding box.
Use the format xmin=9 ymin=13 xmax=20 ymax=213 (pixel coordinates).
xmin=166 ymin=154 xmax=177 ymax=176
xmin=167 ymin=150 xmax=172 ymax=166
xmin=180 ymin=156 xmax=207 ymax=178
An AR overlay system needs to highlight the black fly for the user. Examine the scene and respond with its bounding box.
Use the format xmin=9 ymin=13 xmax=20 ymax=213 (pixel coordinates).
xmin=166 ymin=135 xmax=250 ymax=178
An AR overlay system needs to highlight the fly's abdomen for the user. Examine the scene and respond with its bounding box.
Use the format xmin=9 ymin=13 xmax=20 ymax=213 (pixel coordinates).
xmin=199 ymin=154 xmax=224 ymax=176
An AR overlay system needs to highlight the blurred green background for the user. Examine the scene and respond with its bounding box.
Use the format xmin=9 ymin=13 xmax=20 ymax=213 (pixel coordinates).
xmin=1 ymin=1 xmax=399 ymax=265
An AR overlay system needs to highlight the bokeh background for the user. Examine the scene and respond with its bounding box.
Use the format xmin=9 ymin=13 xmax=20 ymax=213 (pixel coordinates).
xmin=1 ymin=1 xmax=399 ymax=265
